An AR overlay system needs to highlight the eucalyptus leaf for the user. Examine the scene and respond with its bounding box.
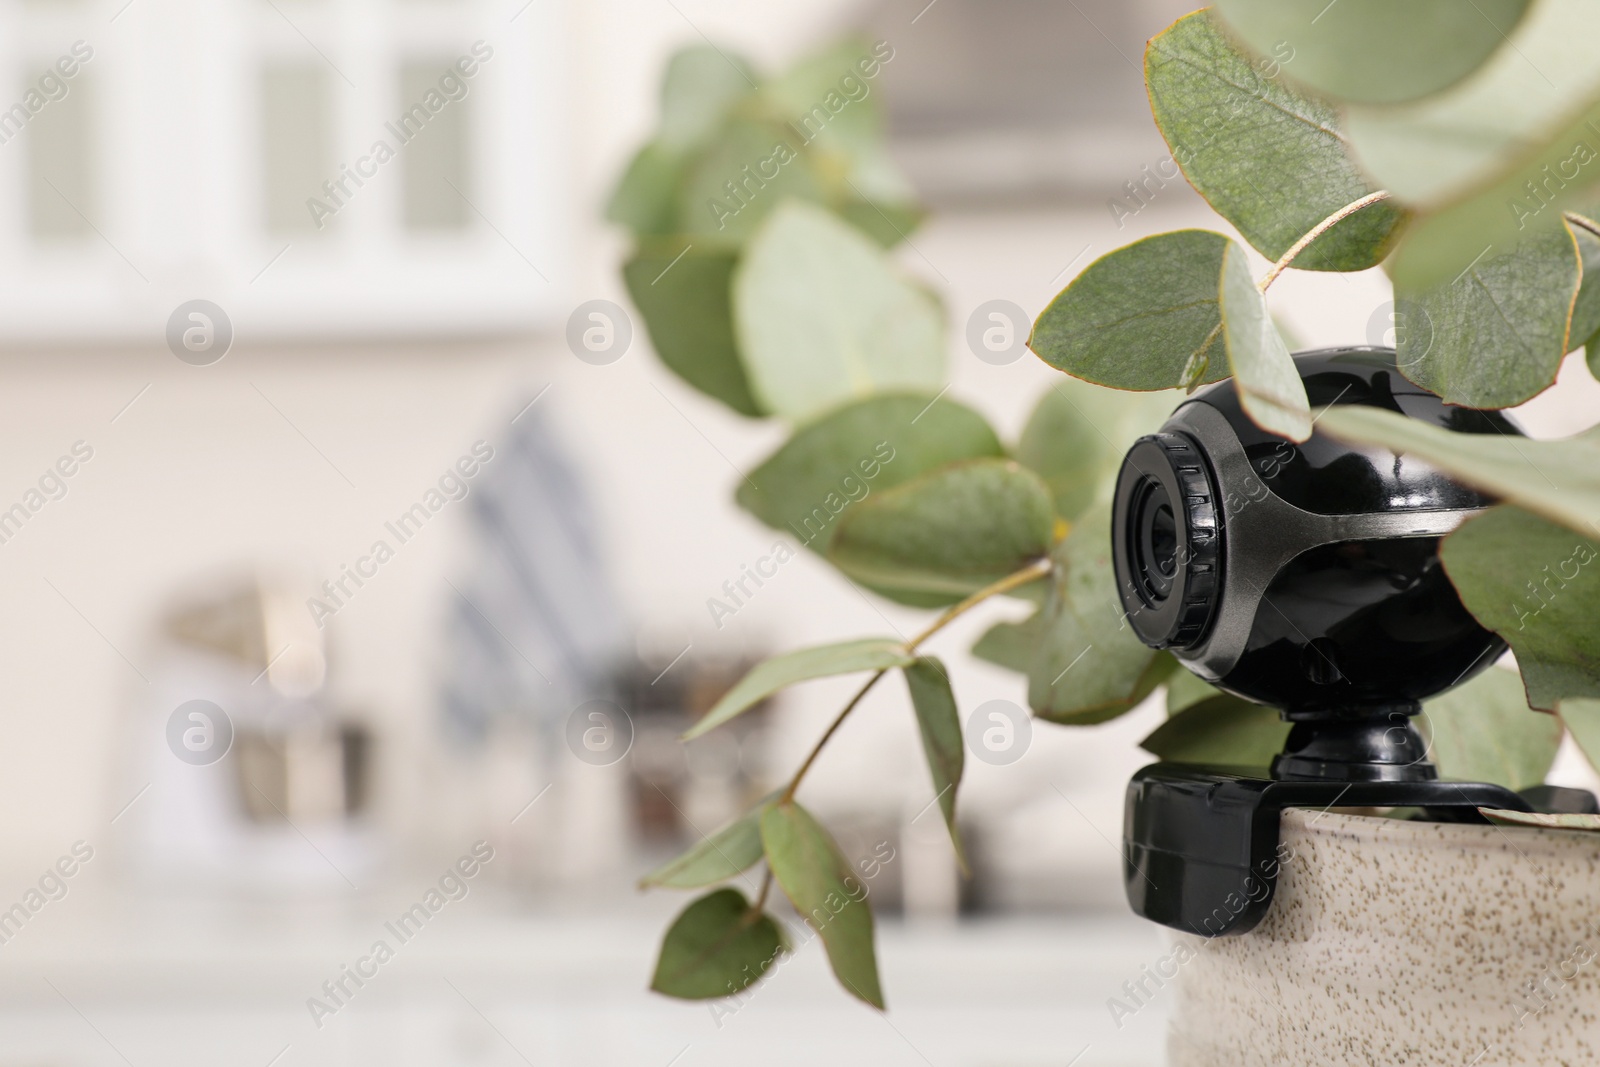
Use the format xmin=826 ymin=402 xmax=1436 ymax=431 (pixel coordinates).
xmin=1015 ymin=379 xmax=1183 ymax=521
xmin=607 ymin=142 xmax=687 ymax=236
xmin=1345 ymin=0 xmax=1600 ymax=207
xmin=623 ymin=242 xmax=763 ymax=416
xmin=761 ymin=801 xmax=884 ymax=1009
xmin=640 ymin=805 xmax=766 ymax=889
xmin=650 ymin=888 xmax=786 ymax=1001
xmin=1384 ymin=94 xmax=1600 ymax=291
xmin=736 ymin=393 xmax=1003 ymax=551
xmin=1140 ymin=695 xmax=1288 ymax=766
xmin=659 ymin=45 xmax=759 ymax=152
xmin=1165 ymin=666 xmax=1224 ymax=718
xmin=902 ymin=658 xmax=967 ymax=871
xmin=1316 ymin=406 xmax=1600 ymax=538
xmin=971 ymin=611 xmax=1047 ymax=675
xmin=827 ymin=460 xmax=1054 ymax=600
xmin=1212 ymin=0 xmax=1531 ymax=107
xmin=1558 ymin=696 xmax=1600 ymax=773
xmin=684 ymin=638 xmax=913 ymax=740
xmin=1479 ymin=808 xmax=1600 ymax=833
xmin=607 ymin=45 xmax=759 ymax=237
xmin=1569 ymin=225 xmax=1600 ymax=350
xmin=1029 ymin=230 xmax=1230 ymax=391
xmin=734 ymin=201 xmax=945 ymax=419
xmin=1218 ymin=241 xmax=1311 ymax=441
xmin=1393 ymin=228 xmax=1580 ymax=408
xmin=677 ymin=119 xmax=830 ymax=247
xmin=1144 ymin=11 xmax=1403 ymax=271
xmin=762 ymin=38 xmax=916 ymax=210
xmin=1438 ymin=507 xmax=1600 ymax=710
xmin=1423 ymin=667 xmax=1560 ymax=790
xmin=1026 ymin=506 xmax=1176 ymax=724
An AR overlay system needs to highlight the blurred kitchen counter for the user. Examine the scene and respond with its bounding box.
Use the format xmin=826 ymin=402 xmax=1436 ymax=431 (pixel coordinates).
xmin=0 ymin=885 xmax=1171 ymax=1066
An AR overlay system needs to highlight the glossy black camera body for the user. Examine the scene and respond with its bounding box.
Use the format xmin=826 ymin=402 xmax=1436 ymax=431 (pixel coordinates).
xmin=1112 ymin=346 xmax=1511 ymax=719
xmin=1109 ymin=348 xmax=1591 ymax=937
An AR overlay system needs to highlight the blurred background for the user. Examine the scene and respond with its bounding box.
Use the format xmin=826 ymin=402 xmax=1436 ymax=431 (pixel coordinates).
xmin=1 ymin=0 xmax=1598 ymax=1064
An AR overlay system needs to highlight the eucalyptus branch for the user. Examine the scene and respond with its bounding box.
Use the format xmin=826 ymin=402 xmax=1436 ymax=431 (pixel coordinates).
xmin=1258 ymin=190 xmax=1392 ymax=292
xmin=1565 ymin=210 xmax=1600 ymax=241
xmin=777 ymin=556 xmax=1055 ymax=806
xmin=753 ymin=867 xmax=773 ymax=911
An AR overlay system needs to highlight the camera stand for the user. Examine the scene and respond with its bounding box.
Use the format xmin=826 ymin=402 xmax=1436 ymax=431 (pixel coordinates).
xmin=1123 ymin=707 xmax=1596 ymax=937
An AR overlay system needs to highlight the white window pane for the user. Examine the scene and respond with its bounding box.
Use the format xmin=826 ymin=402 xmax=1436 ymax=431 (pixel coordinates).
xmin=398 ymin=60 xmax=471 ymax=231
xmin=23 ymin=72 xmax=96 ymax=241
xmin=262 ymin=63 xmax=333 ymax=234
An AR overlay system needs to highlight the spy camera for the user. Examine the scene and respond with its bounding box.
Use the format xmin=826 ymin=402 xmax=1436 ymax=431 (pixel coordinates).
xmin=1113 ymin=348 xmax=1593 ymax=937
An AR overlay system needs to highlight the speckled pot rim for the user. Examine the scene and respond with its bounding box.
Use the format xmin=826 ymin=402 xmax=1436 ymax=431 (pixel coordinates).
xmin=1168 ymin=805 xmax=1600 ymax=1066
xmin=1281 ymin=806 xmax=1600 ymax=856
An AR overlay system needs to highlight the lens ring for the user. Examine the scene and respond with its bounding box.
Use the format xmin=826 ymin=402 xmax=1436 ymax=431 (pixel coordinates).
xmin=1111 ymin=432 xmax=1223 ymax=650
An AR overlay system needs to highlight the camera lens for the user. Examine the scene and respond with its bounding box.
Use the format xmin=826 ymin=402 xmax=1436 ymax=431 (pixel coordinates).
xmin=1112 ymin=432 xmax=1222 ymax=651
xmin=1131 ymin=477 xmax=1178 ymax=603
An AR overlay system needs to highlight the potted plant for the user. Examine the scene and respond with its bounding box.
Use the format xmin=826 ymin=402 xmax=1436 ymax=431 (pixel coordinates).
xmin=608 ymin=7 xmax=1600 ymax=1061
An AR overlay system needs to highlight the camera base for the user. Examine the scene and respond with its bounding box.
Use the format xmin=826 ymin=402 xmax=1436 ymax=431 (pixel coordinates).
xmin=1122 ymin=764 xmax=1599 ymax=937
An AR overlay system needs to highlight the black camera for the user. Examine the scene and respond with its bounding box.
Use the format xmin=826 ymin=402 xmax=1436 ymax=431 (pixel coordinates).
xmin=1112 ymin=348 xmax=1591 ymax=937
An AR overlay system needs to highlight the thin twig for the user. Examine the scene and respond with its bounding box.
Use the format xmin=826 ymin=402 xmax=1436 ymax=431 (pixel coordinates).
xmin=777 ymin=556 xmax=1054 ymax=806
xmin=1258 ymin=190 xmax=1392 ymax=292
xmin=1564 ymin=210 xmax=1600 ymax=241
xmin=753 ymin=867 xmax=773 ymax=911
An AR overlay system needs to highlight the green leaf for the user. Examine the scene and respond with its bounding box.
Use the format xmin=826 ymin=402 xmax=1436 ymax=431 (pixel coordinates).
xmin=1559 ymin=696 xmax=1600 ymax=773
xmin=1029 ymin=230 xmax=1230 ymax=391
xmin=640 ymin=806 xmax=765 ymax=889
xmin=736 ymin=393 xmax=1003 ymax=551
xmin=1345 ymin=2 xmax=1600 ymax=218
xmin=762 ymin=38 xmax=917 ymax=212
xmin=1218 ymin=241 xmax=1311 ymax=441
xmin=623 ymin=241 xmax=764 ymax=416
xmin=733 ymin=201 xmax=945 ymax=419
xmin=1315 ymin=406 xmax=1600 ymax=538
xmin=1212 ymin=0 xmax=1531 ymax=106
xmin=971 ymin=611 xmax=1046 ymax=674
xmin=1025 ymin=506 xmax=1176 ymax=724
xmin=685 ymin=638 xmax=913 ymax=740
xmin=1423 ymin=667 xmax=1560 ymax=790
xmin=659 ymin=46 xmax=759 ymax=153
xmin=1015 ymin=379 xmax=1183 ymax=522
xmin=1140 ymin=696 xmax=1289 ymax=765
xmin=1569 ymin=224 xmax=1600 ymax=350
xmin=650 ymin=888 xmax=786 ymax=1000
xmin=902 ymin=658 xmax=967 ymax=872
xmin=1382 ymin=102 xmax=1600 ymax=290
xmin=760 ymin=801 xmax=883 ymax=1009
xmin=606 ymin=141 xmax=688 ymax=236
xmin=827 ymin=460 xmax=1054 ymax=601
xmin=1165 ymin=666 xmax=1224 ymax=718
xmin=607 ymin=45 xmax=759 ymax=236
xmin=1479 ymin=809 xmax=1600 ymax=833
xmin=1439 ymin=507 xmax=1600 ymax=711
xmin=676 ymin=119 xmax=832 ymax=247
xmin=1393 ymin=228 xmax=1580 ymax=408
xmin=1144 ymin=12 xmax=1403 ymax=271
xmin=834 ymin=198 xmax=925 ymax=249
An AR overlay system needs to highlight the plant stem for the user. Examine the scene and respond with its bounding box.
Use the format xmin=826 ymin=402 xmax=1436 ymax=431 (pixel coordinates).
xmin=777 ymin=556 xmax=1054 ymax=806
xmin=753 ymin=867 xmax=773 ymax=912
xmin=1565 ymin=211 xmax=1600 ymax=240
xmin=1257 ymin=190 xmax=1392 ymax=293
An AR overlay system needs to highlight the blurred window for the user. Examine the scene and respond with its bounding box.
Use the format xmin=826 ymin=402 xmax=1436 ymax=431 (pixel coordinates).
xmin=398 ymin=59 xmax=472 ymax=231
xmin=25 ymin=72 xmax=95 ymax=240
xmin=261 ymin=63 xmax=334 ymax=235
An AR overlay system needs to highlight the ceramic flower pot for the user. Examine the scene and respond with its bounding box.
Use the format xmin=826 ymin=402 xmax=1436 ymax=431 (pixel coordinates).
xmin=1167 ymin=808 xmax=1600 ymax=1065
